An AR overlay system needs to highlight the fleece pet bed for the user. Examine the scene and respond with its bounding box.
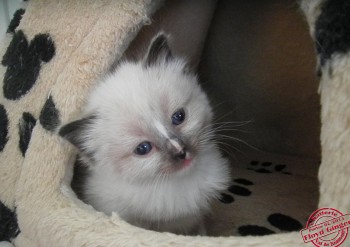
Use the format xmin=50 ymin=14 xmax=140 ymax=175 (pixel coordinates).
xmin=0 ymin=0 xmax=349 ymax=246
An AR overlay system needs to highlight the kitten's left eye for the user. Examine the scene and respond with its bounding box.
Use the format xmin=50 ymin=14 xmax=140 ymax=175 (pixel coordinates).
xmin=172 ymin=108 xmax=185 ymax=125
xmin=134 ymin=141 xmax=152 ymax=155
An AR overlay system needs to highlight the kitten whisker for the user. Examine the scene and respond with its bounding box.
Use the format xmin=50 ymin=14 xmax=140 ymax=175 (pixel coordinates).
xmin=214 ymin=134 xmax=260 ymax=152
xmin=211 ymin=139 xmax=244 ymax=154
xmin=212 ymin=110 xmax=235 ymax=123
xmin=212 ymin=120 xmax=253 ymax=127
xmin=211 ymin=127 xmax=251 ymax=134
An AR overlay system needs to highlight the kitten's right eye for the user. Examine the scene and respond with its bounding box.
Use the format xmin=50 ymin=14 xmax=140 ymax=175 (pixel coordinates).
xmin=172 ymin=108 xmax=185 ymax=125
xmin=134 ymin=141 xmax=152 ymax=155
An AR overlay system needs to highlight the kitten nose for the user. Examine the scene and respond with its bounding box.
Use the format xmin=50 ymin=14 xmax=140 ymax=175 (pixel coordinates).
xmin=167 ymin=137 xmax=187 ymax=160
xmin=174 ymin=149 xmax=186 ymax=160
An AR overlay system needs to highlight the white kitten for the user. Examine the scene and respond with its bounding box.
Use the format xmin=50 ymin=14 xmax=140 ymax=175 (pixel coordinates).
xmin=59 ymin=33 xmax=230 ymax=235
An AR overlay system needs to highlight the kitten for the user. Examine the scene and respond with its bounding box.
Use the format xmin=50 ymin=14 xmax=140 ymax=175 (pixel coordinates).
xmin=59 ymin=33 xmax=230 ymax=235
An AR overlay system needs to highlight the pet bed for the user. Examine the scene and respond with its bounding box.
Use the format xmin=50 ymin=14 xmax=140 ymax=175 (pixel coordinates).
xmin=0 ymin=0 xmax=349 ymax=246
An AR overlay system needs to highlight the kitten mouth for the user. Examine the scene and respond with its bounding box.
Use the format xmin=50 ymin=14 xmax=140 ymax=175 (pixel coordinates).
xmin=179 ymin=151 xmax=193 ymax=169
xmin=169 ymin=158 xmax=192 ymax=173
xmin=183 ymin=158 xmax=192 ymax=167
xmin=175 ymin=157 xmax=193 ymax=171
xmin=171 ymin=148 xmax=193 ymax=169
xmin=160 ymin=157 xmax=193 ymax=174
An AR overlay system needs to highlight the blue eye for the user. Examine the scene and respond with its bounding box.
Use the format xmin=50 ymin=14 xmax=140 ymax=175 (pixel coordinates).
xmin=135 ymin=141 xmax=152 ymax=155
xmin=172 ymin=108 xmax=185 ymax=125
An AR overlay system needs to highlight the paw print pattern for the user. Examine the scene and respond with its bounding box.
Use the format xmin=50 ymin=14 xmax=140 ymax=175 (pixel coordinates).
xmin=18 ymin=112 xmax=36 ymax=156
xmin=219 ymin=178 xmax=254 ymax=204
xmin=39 ymin=96 xmax=60 ymax=132
xmin=219 ymin=193 xmax=235 ymax=204
xmin=315 ymin=0 xmax=350 ymax=66
xmin=238 ymin=213 xmax=303 ymax=236
xmin=0 ymin=201 xmax=20 ymax=242
xmin=238 ymin=225 xmax=275 ymax=236
xmin=1 ymin=30 xmax=55 ymax=100
xmin=0 ymin=6 xmax=57 ymax=245
xmin=7 ymin=9 xmax=25 ymax=34
xmin=247 ymin=160 xmax=291 ymax=175
xmin=0 ymin=105 xmax=9 ymax=152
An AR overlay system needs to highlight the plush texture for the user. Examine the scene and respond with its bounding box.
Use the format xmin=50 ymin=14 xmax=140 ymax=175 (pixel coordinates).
xmin=206 ymin=150 xmax=318 ymax=237
xmin=0 ymin=0 xmax=349 ymax=246
xmin=301 ymin=0 xmax=350 ymax=216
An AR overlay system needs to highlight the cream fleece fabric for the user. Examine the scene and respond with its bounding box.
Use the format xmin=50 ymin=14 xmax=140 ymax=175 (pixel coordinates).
xmin=0 ymin=0 xmax=348 ymax=246
xmin=301 ymin=0 xmax=350 ymax=212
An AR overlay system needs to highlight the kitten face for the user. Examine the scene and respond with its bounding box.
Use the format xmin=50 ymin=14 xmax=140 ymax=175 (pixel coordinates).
xmin=60 ymin=34 xmax=213 ymax=182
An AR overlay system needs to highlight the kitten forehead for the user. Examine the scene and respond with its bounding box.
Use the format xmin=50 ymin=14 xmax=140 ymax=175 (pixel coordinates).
xmin=86 ymin=59 xmax=197 ymax=115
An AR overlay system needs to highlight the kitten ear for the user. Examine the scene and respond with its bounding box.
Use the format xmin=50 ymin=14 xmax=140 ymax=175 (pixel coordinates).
xmin=59 ymin=116 xmax=95 ymax=150
xmin=144 ymin=33 xmax=173 ymax=67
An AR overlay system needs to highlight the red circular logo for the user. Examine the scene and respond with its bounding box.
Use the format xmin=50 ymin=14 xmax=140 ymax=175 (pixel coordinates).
xmin=301 ymin=208 xmax=349 ymax=247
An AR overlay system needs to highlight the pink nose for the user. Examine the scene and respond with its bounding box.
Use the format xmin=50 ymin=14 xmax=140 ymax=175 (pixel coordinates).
xmin=174 ymin=149 xmax=186 ymax=160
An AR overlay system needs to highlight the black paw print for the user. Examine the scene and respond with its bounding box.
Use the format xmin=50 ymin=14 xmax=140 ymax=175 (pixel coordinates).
xmin=18 ymin=95 xmax=61 ymax=156
xmin=0 ymin=104 xmax=9 ymax=152
xmin=0 ymin=97 xmax=60 ymax=157
xmin=39 ymin=95 xmax=61 ymax=132
xmin=18 ymin=112 xmax=36 ymax=156
xmin=315 ymin=0 xmax=350 ymax=67
xmin=7 ymin=9 xmax=25 ymax=34
xmin=1 ymin=30 xmax=55 ymax=100
xmin=238 ymin=213 xmax=303 ymax=236
xmin=247 ymin=160 xmax=292 ymax=175
xmin=0 ymin=201 xmax=20 ymax=242
xmin=219 ymin=178 xmax=254 ymax=204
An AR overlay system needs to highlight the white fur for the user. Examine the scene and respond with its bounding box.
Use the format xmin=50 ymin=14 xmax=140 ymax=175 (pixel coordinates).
xmin=75 ymin=55 xmax=230 ymax=234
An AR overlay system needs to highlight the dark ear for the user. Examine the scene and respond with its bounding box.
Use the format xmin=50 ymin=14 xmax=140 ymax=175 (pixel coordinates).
xmin=144 ymin=33 xmax=173 ymax=67
xmin=59 ymin=116 xmax=95 ymax=150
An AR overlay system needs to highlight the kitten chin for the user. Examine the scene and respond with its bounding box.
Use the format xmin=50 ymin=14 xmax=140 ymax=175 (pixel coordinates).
xmin=83 ymin=143 xmax=230 ymax=235
xmin=60 ymin=33 xmax=231 ymax=235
